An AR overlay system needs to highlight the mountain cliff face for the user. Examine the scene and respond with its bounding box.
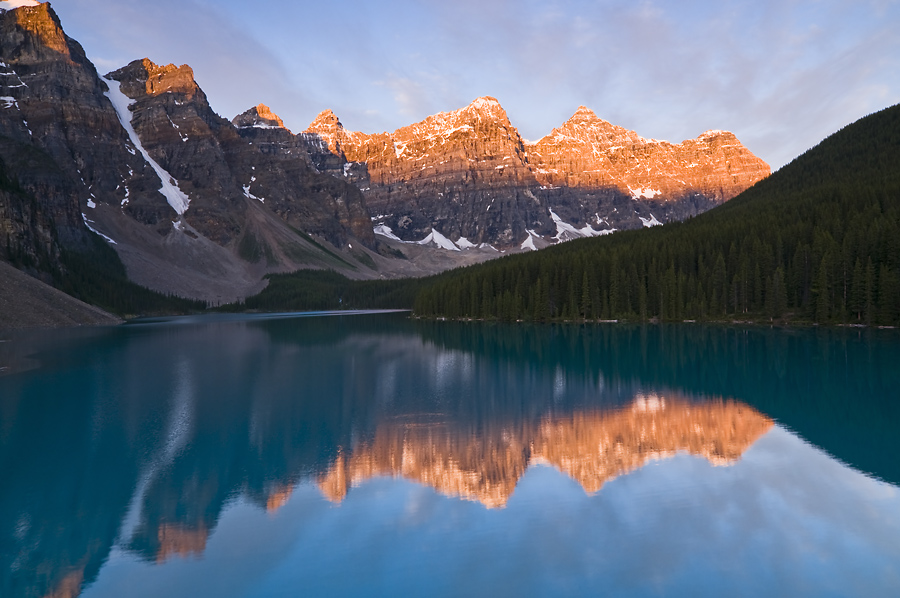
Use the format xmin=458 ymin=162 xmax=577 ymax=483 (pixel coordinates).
xmin=0 ymin=2 xmax=382 ymax=303
xmin=229 ymin=103 xmax=375 ymax=248
xmin=0 ymin=2 xmax=163 ymax=259
xmin=306 ymin=98 xmax=553 ymax=247
xmin=306 ymin=99 xmax=770 ymax=249
xmin=106 ymin=59 xmax=376 ymax=250
xmin=1 ymin=1 xmax=770 ymax=305
xmin=526 ymin=106 xmax=769 ymax=200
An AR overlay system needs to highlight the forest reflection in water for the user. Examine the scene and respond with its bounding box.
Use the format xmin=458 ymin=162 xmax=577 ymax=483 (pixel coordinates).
xmin=1 ymin=313 xmax=898 ymax=597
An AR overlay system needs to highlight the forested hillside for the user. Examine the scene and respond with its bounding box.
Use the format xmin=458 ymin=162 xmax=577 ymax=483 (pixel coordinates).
xmin=222 ymin=270 xmax=432 ymax=312
xmin=413 ymin=104 xmax=900 ymax=325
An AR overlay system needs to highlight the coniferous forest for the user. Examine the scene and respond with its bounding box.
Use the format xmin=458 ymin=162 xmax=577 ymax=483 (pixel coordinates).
xmin=413 ymin=104 xmax=900 ymax=325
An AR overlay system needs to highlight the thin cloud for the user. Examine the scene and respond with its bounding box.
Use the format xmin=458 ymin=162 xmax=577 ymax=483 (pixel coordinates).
xmin=56 ymin=0 xmax=900 ymax=168
xmin=377 ymin=75 xmax=434 ymax=119
xmin=57 ymin=0 xmax=314 ymax=129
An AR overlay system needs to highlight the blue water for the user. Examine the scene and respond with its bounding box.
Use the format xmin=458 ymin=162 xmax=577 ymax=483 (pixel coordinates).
xmin=1 ymin=314 xmax=899 ymax=597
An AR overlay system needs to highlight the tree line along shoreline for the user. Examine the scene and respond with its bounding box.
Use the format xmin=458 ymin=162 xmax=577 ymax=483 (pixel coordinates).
xmin=3 ymin=103 xmax=898 ymax=327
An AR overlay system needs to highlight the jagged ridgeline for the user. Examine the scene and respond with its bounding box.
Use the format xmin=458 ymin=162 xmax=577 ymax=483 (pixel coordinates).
xmin=413 ymin=104 xmax=900 ymax=325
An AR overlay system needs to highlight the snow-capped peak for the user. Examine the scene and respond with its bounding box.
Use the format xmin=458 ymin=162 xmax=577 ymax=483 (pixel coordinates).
xmin=308 ymin=109 xmax=343 ymax=131
xmin=233 ymin=103 xmax=288 ymax=131
xmin=468 ymin=96 xmax=501 ymax=111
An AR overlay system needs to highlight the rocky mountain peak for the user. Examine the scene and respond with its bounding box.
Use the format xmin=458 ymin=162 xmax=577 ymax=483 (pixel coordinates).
xmin=463 ymin=95 xmax=503 ymax=115
xmin=0 ymin=1 xmax=71 ymax=59
xmin=308 ymin=108 xmax=343 ymax=131
xmin=533 ymin=106 xmax=645 ymax=149
xmin=232 ymin=103 xmax=287 ymax=130
xmin=391 ymin=95 xmax=519 ymax=147
xmin=303 ymin=94 xmax=769 ymax=249
xmin=572 ymin=105 xmax=598 ymax=119
xmin=448 ymin=96 xmax=511 ymax=126
xmin=697 ymin=129 xmax=738 ymax=143
xmin=304 ymin=109 xmax=352 ymax=155
xmin=526 ymin=107 xmax=769 ymax=201
xmin=107 ymin=58 xmax=199 ymax=100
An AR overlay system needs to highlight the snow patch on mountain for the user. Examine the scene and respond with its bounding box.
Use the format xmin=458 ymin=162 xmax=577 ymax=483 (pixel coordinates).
xmin=521 ymin=230 xmax=542 ymax=251
xmin=639 ymin=214 xmax=663 ymax=227
xmin=104 ymin=77 xmax=190 ymax=215
xmin=81 ymin=213 xmax=116 ymax=245
xmin=549 ymin=208 xmax=614 ymax=242
xmin=629 ymin=186 xmax=662 ymax=200
xmin=418 ymin=228 xmax=460 ymax=251
xmin=455 ymin=236 xmax=477 ymax=249
xmin=373 ymin=224 xmax=402 ymax=241
xmin=243 ymin=181 xmax=263 ymax=203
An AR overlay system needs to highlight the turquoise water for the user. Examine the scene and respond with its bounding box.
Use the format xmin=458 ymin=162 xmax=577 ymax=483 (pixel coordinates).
xmin=1 ymin=313 xmax=899 ymax=597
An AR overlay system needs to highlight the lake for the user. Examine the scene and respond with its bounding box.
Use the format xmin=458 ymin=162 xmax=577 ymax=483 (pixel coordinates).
xmin=2 ymin=312 xmax=899 ymax=597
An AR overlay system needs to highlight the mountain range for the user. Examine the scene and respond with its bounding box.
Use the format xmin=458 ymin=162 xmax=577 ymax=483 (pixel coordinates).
xmin=306 ymin=98 xmax=768 ymax=249
xmin=0 ymin=2 xmax=768 ymax=308
xmin=414 ymin=99 xmax=900 ymax=325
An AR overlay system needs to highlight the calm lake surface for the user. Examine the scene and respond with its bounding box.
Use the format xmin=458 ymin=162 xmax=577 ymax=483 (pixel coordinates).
xmin=2 ymin=312 xmax=899 ymax=597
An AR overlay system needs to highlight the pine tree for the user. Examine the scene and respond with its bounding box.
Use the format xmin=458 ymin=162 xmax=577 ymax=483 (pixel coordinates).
xmin=851 ymin=258 xmax=865 ymax=321
xmin=581 ymin=270 xmax=591 ymax=319
xmin=814 ymin=257 xmax=830 ymax=322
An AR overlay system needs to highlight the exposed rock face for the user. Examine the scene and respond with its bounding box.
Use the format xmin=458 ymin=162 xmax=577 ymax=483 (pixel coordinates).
xmin=0 ymin=2 xmax=383 ymax=304
xmin=306 ymin=98 xmax=554 ymax=246
xmin=306 ymin=99 xmax=770 ymax=248
xmin=526 ymin=106 xmax=770 ymax=201
xmin=318 ymin=396 xmax=773 ymax=508
xmin=0 ymin=2 xmax=170 ymax=256
xmin=0 ymin=1 xmax=768 ymax=303
xmin=106 ymin=59 xmax=246 ymax=244
xmin=0 ymin=3 xmax=383 ymax=304
xmin=229 ymin=103 xmax=375 ymax=248
xmin=232 ymin=103 xmax=284 ymax=129
xmin=105 ymin=58 xmax=376 ymax=251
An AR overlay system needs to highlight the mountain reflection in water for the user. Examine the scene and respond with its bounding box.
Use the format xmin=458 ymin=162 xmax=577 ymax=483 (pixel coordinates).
xmin=0 ymin=314 xmax=898 ymax=598
xmin=320 ymin=395 xmax=772 ymax=508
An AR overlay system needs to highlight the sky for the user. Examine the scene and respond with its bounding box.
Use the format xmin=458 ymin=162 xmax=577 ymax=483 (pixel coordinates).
xmin=53 ymin=0 xmax=900 ymax=169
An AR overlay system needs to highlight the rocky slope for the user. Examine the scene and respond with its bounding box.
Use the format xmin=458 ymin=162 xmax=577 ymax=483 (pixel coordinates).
xmin=526 ymin=106 xmax=770 ymax=200
xmin=1 ymin=1 xmax=769 ymax=307
xmin=306 ymin=98 xmax=552 ymax=247
xmin=229 ymin=102 xmax=375 ymax=248
xmin=0 ymin=2 xmax=387 ymax=303
xmin=306 ymin=99 xmax=770 ymax=249
xmin=0 ymin=1 xmax=153 ymax=257
xmin=0 ymin=259 xmax=120 ymax=330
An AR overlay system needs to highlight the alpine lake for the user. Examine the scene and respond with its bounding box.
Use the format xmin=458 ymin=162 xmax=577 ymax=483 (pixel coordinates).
xmin=2 ymin=311 xmax=899 ymax=597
